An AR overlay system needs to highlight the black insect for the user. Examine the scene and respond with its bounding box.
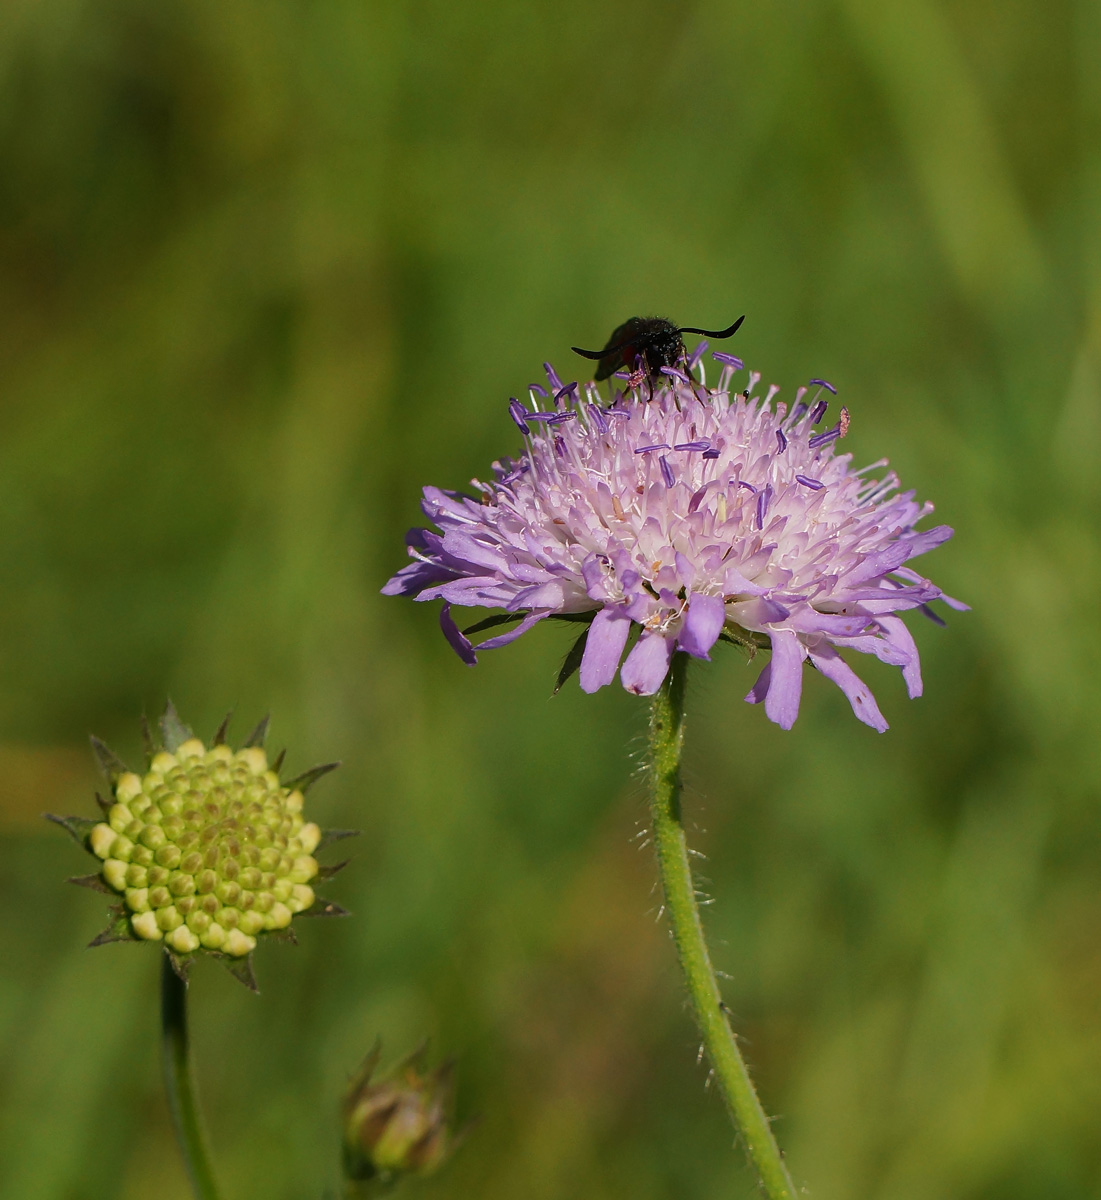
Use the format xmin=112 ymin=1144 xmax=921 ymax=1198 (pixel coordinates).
xmin=571 ymin=314 xmax=745 ymax=382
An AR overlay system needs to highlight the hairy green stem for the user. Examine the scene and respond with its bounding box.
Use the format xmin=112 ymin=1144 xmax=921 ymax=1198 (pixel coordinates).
xmin=648 ymin=653 xmax=798 ymax=1199
xmin=161 ymin=955 xmax=223 ymax=1200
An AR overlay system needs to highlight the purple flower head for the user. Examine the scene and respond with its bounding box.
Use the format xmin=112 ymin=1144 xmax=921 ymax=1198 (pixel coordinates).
xmin=384 ymin=360 xmax=964 ymax=730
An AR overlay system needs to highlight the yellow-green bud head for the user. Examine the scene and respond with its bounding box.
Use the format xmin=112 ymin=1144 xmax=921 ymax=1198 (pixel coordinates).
xmin=49 ymin=705 xmax=350 ymax=987
xmin=90 ymin=742 xmax=321 ymax=957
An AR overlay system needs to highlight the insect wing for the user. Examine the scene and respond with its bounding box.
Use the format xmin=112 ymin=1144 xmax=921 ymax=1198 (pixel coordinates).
xmin=590 ymin=319 xmax=633 ymax=380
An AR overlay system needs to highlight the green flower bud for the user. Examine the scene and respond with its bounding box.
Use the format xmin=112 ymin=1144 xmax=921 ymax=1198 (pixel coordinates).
xmin=132 ymin=911 xmax=163 ymax=941
xmin=155 ymin=845 xmax=182 ymax=870
xmin=90 ymin=824 xmax=115 ymax=859
xmin=186 ymin=910 xmax=212 ymax=934
xmin=238 ymin=910 xmax=264 ymax=936
xmin=166 ymin=925 xmax=200 ymax=954
xmin=156 ymin=905 xmax=183 ymax=932
xmin=125 ymin=864 xmax=148 ymax=888
xmin=111 ymin=836 xmax=135 ymax=862
xmin=342 ymin=1045 xmax=459 ymax=1187
xmin=115 ymin=773 xmax=143 ymax=802
xmin=108 ymin=804 xmax=132 ymax=832
xmin=102 ymin=859 xmax=128 ymax=891
xmin=223 ymin=929 xmax=255 ymax=956
xmin=200 ymin=922 xmax=226 ymax=950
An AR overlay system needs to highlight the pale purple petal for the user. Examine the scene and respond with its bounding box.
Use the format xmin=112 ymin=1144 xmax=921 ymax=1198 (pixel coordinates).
xmin=678 ymin=593 xmax=726 ymax=659
xmin=722 ymin=566 xmax=768 ymax=596
xmin=745 ymin=660 xmax=771 ymax=705
xmin=507 ymin=581 xmax=566 ymax=611
xmin=808 ymin=644 xmax=888 ymax=731
xmin=440 ymin=530 xmax=510 ymax=573
xmin=381 ymin=558 xmax=456 ymax=597
xmin=764 ymin=629 xmax=805 ymax=730
xmin=620 ymin=633 xmax=675 ymax=695
xmin=579 ymin=608 xmax=633 ymax=693
xmin=477 ymin=610 xmax=548 ymax=649
xmin=439 ymin=603 xmax=477 ymax=666
xmin=875 ymin=615 xmax=922 ymax=697
xmin=674 ymin=551 xmax=697 ymax=588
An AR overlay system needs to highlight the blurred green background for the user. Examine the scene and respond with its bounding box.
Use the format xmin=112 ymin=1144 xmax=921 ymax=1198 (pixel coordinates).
xmin=1 ymin=0 xmax=1099 ymax=1197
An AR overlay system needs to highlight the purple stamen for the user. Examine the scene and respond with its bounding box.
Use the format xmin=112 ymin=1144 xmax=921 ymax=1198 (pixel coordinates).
xmin=919 ymin=603 xmax=947 ymax=626
xmin=659 ymin=455 xmax=675 ymax=488
xmin=688 ymin=340 xmax=709 ymax=368
xmin=589 ymin=404 xmax=609 ymax=434
xmin=660 ymin=365 xmax=691 ymax=383
xmin=808 ymin=378 xmax=837 ymax=394
xmin=635 ymin=442 xmax=671 ymax=454
xmin=737 ymin=480 xmax=757 ymax=494
xmin=544 ymin=362 xmax=564 ymax=391
xmin=808 ymin=424 xmax=842 ymax=448
xmin=554 ymin=434 xmax=566 ymax=457
xmin=673 ymin=440 xmax=711 ymax=452
xmin=508 ymin=398 xmax=530 ymax=434
xmin=702 ymin=448 xmax=720 ymax=459
xmin=554 ymin=382 xmax=579 ymax=406
xmin=795 ymin=475 xmax=824 ymax=490
xmin=756 ymin=485 xmax=773 ymax=530
xmin=499 ymin=461 xmax=531 ymax=485
xmin=712 ymin=353 xmax=743 ymax=369
xmin=809 ymin=399 xmax=829 ymax=425
xmin=527 ymin=411 xmax=576 ymax=425
xmin=528 ymin=383 xmax=548 ymax=397
xmin=605 ymin=408 xmax=630 ymax=420
xmin=775 ymin=429 xmax=788 ymax=453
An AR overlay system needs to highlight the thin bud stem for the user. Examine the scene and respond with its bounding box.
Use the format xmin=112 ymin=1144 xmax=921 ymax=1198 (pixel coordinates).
xmin=647 ymin=653 xmax=798 ymax=1199
xmin=161 ymin=956 xmax=223 ymax=1200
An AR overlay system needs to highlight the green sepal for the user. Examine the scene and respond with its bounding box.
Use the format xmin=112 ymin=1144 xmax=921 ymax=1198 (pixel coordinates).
xmin=553 ymin=624 xmax=590 ymax=694
xmin=461 ymin=609 xmax=595 ymax=641
xmin=68 ymin=872 xmax=114 ymax=894
xmin=717 ymin=625 xmax=769 ymax=660
xmin=216 ymin=951 xmax=259 ymax=992
xmin=346 ymin=1039 xmax=384 ymax=1093
xmin=300 ymin=896 xmax=350 ymax=918
xmin=316 ymin=859 xmax=351 ymax=882
xmin=283 ymin=761 xmax=340 ymax=793
xmin=166 ymin=948 xmax=192 ymax=983
xmin=461 ymin=612 xmax=522 ymax=637
xmin=160 ymin=700 xmax=194 ymax=752
xmin=89 ymin=737 xmax=129 ymax=785
xmin=94 ymin=791 xmax=112 ymax=816
xmin=264 ymin=926 xmax=298 ymax=946
xmin=243 ymin=714 xmax=270 ymax=749
xmin=212 ymin=711 xmax=233 ymax=746
xmin=271 ymin=748 xmax=286 ymax=774
xmin=44 ymin=813 xmax=99 ymax=853
xmin=88 ymin=905 xmax=141 ymax=947
xmin=318 ymin=828 xmax=359 ymax=850
xmin=140 ymin=713 xmax=155 ymax=765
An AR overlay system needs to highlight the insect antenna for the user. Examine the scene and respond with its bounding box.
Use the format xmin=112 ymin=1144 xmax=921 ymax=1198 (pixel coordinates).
xmin=676 ymin=315 xmax=745 ymax=339
xmin=571 ymin=335 xmax=637 ymax=360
